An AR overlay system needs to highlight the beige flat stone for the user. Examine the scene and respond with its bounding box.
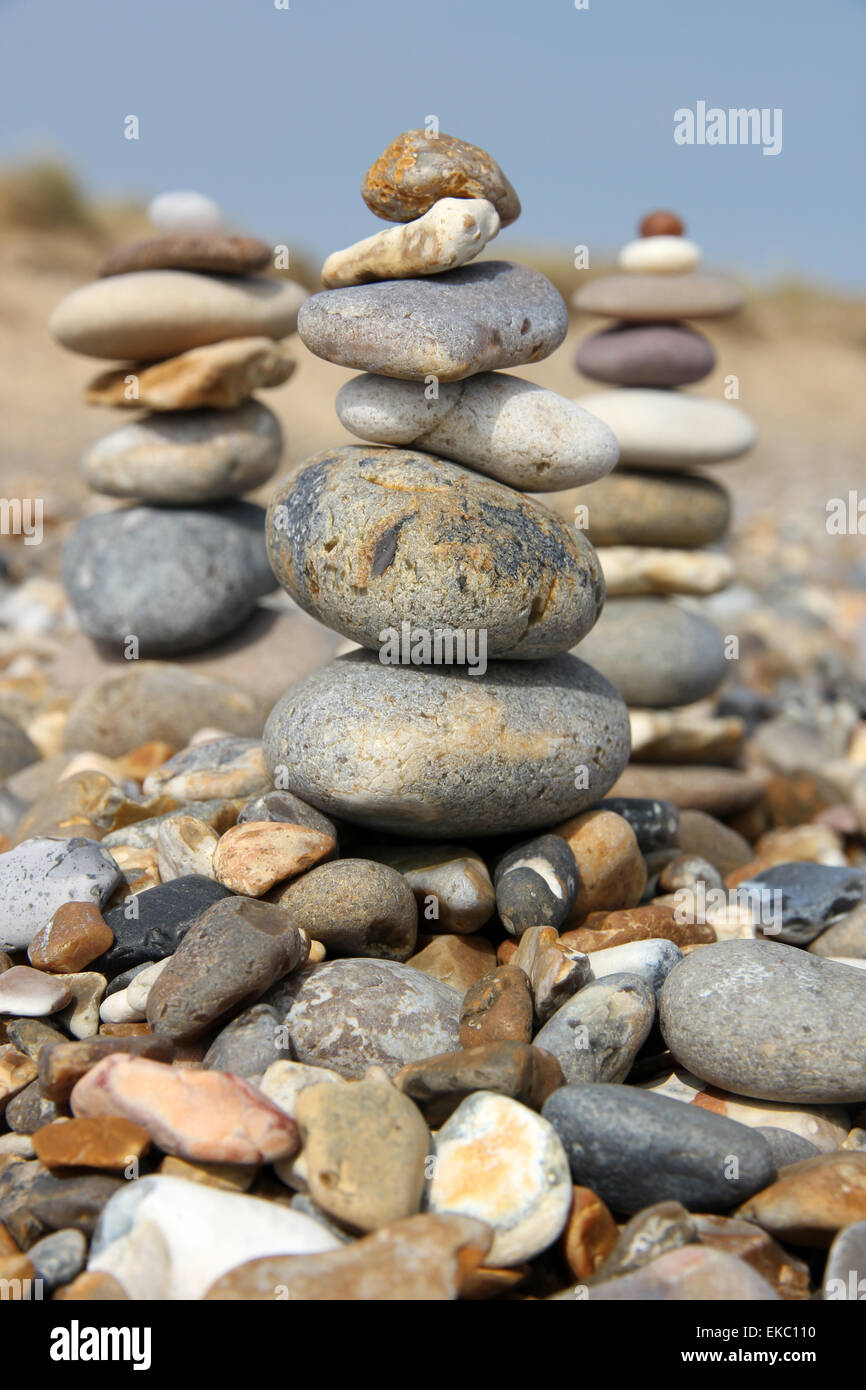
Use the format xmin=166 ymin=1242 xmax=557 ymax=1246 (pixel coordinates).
xmin=599 ymin=546 xmax=734 ymax=597
xmin=322 ymin=197 xmax=499 ymax=288
xmin=213 ymin=821 xmax=336 ymax=896
xmin=629 ymin=708 xmax=745 ymax=764
xmin=85 ymin=337 xmax=295 ymax=411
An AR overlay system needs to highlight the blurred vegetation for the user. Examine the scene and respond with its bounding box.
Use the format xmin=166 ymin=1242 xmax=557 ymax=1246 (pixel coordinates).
xmin=0 ymin=161 xmax=98 ymax=232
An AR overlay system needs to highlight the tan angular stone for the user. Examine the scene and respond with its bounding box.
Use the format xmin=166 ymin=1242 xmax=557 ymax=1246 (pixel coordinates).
xmin=0 ymin=1254 xmax=37 ymax=1296
xmin=213 ymin=821 xmax=336 ymax=896
xmin=407 ymin=933 xmax=496 ymax=994
xmin=394 ymin=1042 xmax=563 ymax=1121
xmin=599 ymin=546 xmax=734 ymax=597
xmin=0 ymin=1044 xmax=38 ymax=1110
xmin=27 ymin=902 xmax=114 ymax=974
xmin=459 ymin=965 xmax=533 ymax=1048
xmin=156 ymin=815 xmax=219 ymax=882
xmin=629 ymin=708 xmax=745 ymax=764
xmin=114 ymin=741 xmax=176 ymax=783
xmin=559 ymin=1185 xmax=621 ymax=1281
xmin=85 ymin=336 xmax=295 ymax=411
xmin=33 ymin=1116 xmax=150 ymax=1170
xmin=512 ymin=925 xmax=590 ymax=1023
xmin=561 ymin=905 xmax=715 ymax=953
xmin=157 ymin=1155 xmax=257 ymax=1192
xmin=736 ymin=1153 xmax=866 ymax=1247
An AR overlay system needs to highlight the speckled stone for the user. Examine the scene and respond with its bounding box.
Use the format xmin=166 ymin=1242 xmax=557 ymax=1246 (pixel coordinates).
xmin=550 ymin=469 xmax=731 ymax=550
xmin=660 ymin=940 xmax=866 ymax=1104
xmin=98 ymin=234 xmax=272 ymax=278
xmin=263 ymin=650 xmax=631 ymax=839
xmin=574 ymin=273 xmax=744 ymax=321
xmin=213 ymin=822 xmax=335 ymax=896
xmin=533 ymin=973 xmax=655 ymax=1084
xmin=575 ymin=598 xmax=727 ymax=708
xmin=735 ymin=863 xmax=866 ymax=946
xmin=62 ymin=502 xmax=274 ymax=657
xmin=576 ymin=323 xmax=715 ymax=388
xmin=50 ymin=270 xmax=306 ymax=360
xmin=267 ymin=447 xmax=603 ymax=660
xmin=323 ymin=197 xmax=499 ymax=286
xmin=361 ymin=843 xmax=494 ymax=934
xmin=81 ymin=402 xmax=283 ymax=505
xmin=335 ymin=372 xmax=618 ymax=492
xmin=543 ymin=1083 xmax=776 ymax=1213
xmin=272 ymin=858 xmax=418 ymax=961
xmin=202 ymin=1002 xmax=288 ymax=1080
xmin=575 ymin=389 xmax=757 ymax=468
xmin=459 ymin=966 xmax=534 ymax=1047
xmin=600 ymin=797 xmax=679 ymax=853
xmin=511 ymin=926 xmax=591 ymax=1024
xmin=362 ymin=129 xmax=521 ymax=227
xmin=495 ymin=834 xmax=578 ymax=937
xmin=279 ymin=959 xmax=461 ymax=1078
xmin=84 ymin=336 xmax=294 ymax=411
xmin=95 ymin=875 xmax=233 ymax=977
xmin=587 ymin=939 xmax=683 ymax=997
xmin=0 ymin=837 xmax=122 ymax=952
xmin=297 ymin=262 xmax=566 ymax=381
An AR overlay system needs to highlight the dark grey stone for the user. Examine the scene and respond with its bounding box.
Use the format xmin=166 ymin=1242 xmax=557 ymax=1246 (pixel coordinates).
xmin=602 ymin=796 xmax=679 ymax=852
xmin=494 ymin=833 xmax=577 ymax=937
xmin=95 ymin=874 xmax=233 ymax=977
xmin=738 ymin=862 xmax=866 ymax=945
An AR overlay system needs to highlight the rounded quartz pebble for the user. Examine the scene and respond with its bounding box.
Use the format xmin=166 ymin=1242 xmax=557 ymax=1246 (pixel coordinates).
xmin=62 ymin=502 xmax=275 ymax=656
xmin=554 ymin=808 xmax=647 ymax=922
xmin=50 ymin=270 xmax=306 ymax=360
xmin=550 ymin=469 xmax=730 ymax=549
xmin=27 ymin=901 xmax=114 ymax=974
xmin=335 ymin=372 xmax=619 ymax=491
xmin=263 ymin=650 xmax=631 ymax=838
xmin=575 ymin=323 xmax=716 ymax=388
xmin=0 ymin=836 xmax=122 ymax=952
xmin=267 ymin=446 xmax=604 ymax=659
xmin=575 ymin=389 xmax=757 ymax=467
xmin=81 ymin=402 xmax=283 ymax=504
xmin=659 ymin=939 xmax=866 ymax=1104
xmin=280 ymin=959 xmax=461 ymax=1078
xmin=322 ymin=197 xmax=500 ymax=287
xmin=272 ymin=858 xmax=418 ymax=961
xmin=543 ymin=1083 xmax=776 ymax=1213
xmin=618 ymin=236 xmax=701 ymax=274
xmin=98 ymin=234 xmax=271 ymax=278
xmin=427 ymin=1091 xmax=572 ymax=1265
xmin=640 ymin=210 xmax=685 ymax=237
xmin=574 ymin=273 xmax=743 ymax=322
xmin=361 ymin=129 xmax=521 ymax=227
xmin=533 ymin=973 xmax=655 ymax=1084
xmin=0 ymin=966 xmax=72 ymax=1017
xmin=575 ymin=598 xmax=727 ymax=708
xmin=494 ymin=834 xmax=578 ymax=937
xmin=360 ymin=843 xmax=494 ymax=934
xmin=148 ymin=190 xmax=225 ymax=234
xmin=297 ymin=262 xmax=566 ymax=382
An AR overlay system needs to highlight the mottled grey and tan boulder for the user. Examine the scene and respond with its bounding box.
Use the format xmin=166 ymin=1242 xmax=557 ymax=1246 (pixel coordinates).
xmin=263 ymin=650 xmax=630 ymax=837
xmin=267 ymin=447 xmax=604 ymax=660
xmin=272 ymin=858 xmax=418 ymax=961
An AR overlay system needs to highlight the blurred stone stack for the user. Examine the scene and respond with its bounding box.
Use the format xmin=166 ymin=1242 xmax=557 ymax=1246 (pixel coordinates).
xmin=262 ymin=129 xmax=633 ymax=840
xmin=49 ymin=191 xmax=308 ymax=659
xmin=560 ymin=211 xmax=760 ymax=813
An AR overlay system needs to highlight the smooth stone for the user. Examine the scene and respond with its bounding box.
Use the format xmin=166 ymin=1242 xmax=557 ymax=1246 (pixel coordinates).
xmin=753 ymin=823 xmax=847 ymax=870
xmin=205 ymin=1211 xmax=491 ymax=1300
xmin=494 ymin=834 xmax=578 ymax=937
xmin=157 ymin=816 xmax=218 ymax=882
xmin=824 ymin=1222 xmax=866 ymax=1299
xmin=406 ymin=935 xmax=496 ymax=994
xmin=335 ymin=372 xmax=619 ymax=492
xmin=2 ymin=1167 xmax=124 ymax=1243
xmin=736 ymin=1153 xmax=866 ymax=1248
xmin=659 ymin=939 xmax=866 ymax=1103
xmin=551 ymin=468 xmax=730 ymax=548
xmin=575 ymin=598 xmax=727 ymax=708
xmin=543 ymin=1084 xmax=776 ymax=1213
xmin=295 ymin=1080 xmax=430 ymax=1232
xmin=593 ymin=1200 xmax=696 ymax=1281
xmin=145 ymin=897 xmax=309 ymax=1043
xmin=360 ymin=843 xmax=494 ymax=934
xmin=693 ymin=1212 xmax=810 ymax=1300
xmin=323 ymin=196 xmax=499 ymax=286
xmin=267 ymin=446 xmax=603 ymax=659
xmin=202 ymin=1002 xmax=288 ymax=1080
xmin=735 ymin=863 xmax=866 ymax=946
xmin=258 ymin=1060 xmax=345 ymax=1118
xmin=57 ymin=974 xmax=112 ymax=1039
xmin=428 ymin=1092 xmax=572 ymax=1265
xmin=809 ymin=905 xmax=866 ymax=959
xmin=575 ymin=389 xmax=757 ymax=467
xmin=237 ymin=789 xmax=338 ymax=841
xmin=272 ymin=859 xmax=418 ymax=961
xmin=534 ymin=973 xmax=655 ymax=1084
xmin=511 ymin=926 xmax=591 ymax=1024
xmin=71 ymin=1055 xmax=298 ymax=1164
xmin=361 ymin=129 xmax=520 ymax=227
xmin=559 ymin=1186 xmax=620 ymax=1281
xmin=599 ymin=547 xmax=734 ymax=598
xmin=754 ymin=1127 xmax=821 ymax=1167
xmin=674 ymin=809 xmax=753 ymax=877
xmin=98 ymin=988 xmax=143 ymax=1024
xmin=280 ymin=959 xmax=461 ymax=1078
xmin=263 ymin=650 xmax=630 ymax=838
xmin=563 ymin=907 xmax=714 ymax=954
xmin=87 ymin=1174 xmax=340 ymax=1299
xmin=297 ymin=262 xmax=567 ymax=381
xmin=0 ymin=715 xmax=39 ymax=778
xmin=610 ymin=763 xmax=768 ymax=815
xmin=213 ymin=822 xmax=335 ymax=896
xmin=27 ymin=1228 xmax=87 ymax=1291
xmin=143 ymin=737 xmax=269 ymax=800
xmin=33 ymin=1117 xmax=150 ymax=1170
xmin=98 ymin=234 xmax=271 ymax=278
xmin=640 ymin=211 xmax=685 ymax=236
xmin=50 ymin=270 xmax=306 ymax=360
xmin=600 ymin=797 xmax=679 ymax=853
xmin=574 ymin=272 xmax=744 ymax=321
xmin=459 ymin=967 xmax=534 ymax=1048
xmin=125 ymin=958 xmax=171 ymax=1014
xmin=0 ymin=1044 xmax=38 ymax=1110
xmin=394 ymin=1042 xmax=563 ymax=1119
xmin=554 ymin=808 xmax=647 ymax=922
xmin=0 ymin=837 xmax=121 ymax=952
xmin=148 ymin=191 xmax=225 ymax=234
xmin=62 ymin=665 xmax=264 ymax=756
xmin=37 ymin=1035 xmax=175 ymax=1103
xmin=4 ymin=1080 xmax=67 ymax=1134
xmin=95 ymin=875 xmax=233 ymax=977
xmin=62 ymin=502 xmax=275 ymax=657
xmin=84 ymin=337 xmax=294 ymax=412
xmin=578 ymin=1245 xmax=780 ymax=1300
xmin=618 ymin=236 xmax=701 ymax=274
xmin=28 ymin=902 xmax=114 ymax=974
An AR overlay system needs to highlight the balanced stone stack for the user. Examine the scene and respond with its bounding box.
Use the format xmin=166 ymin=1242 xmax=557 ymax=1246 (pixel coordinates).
xmin=263 ymin=129 xmax=631 ymax=838
xmin=49 ymin=194 xmax=308 ymax=656
xmin=564 ymin=211 xmax=758 ymax=809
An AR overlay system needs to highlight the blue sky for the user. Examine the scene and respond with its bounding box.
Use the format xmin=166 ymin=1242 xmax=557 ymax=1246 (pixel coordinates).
xmin=2 ymin=0 xmax=864 ymax=289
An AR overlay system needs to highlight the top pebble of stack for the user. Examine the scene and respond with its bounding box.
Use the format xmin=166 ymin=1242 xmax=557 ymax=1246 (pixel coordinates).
xmin=360 ymin=128 xmax=521 ymax=226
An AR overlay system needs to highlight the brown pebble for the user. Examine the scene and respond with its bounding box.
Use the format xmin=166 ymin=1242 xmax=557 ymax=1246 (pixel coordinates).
xmin=98 ymin=234 xmax=272 ymax=278
xmin=408 ymin=934 xmax=496 ymax=995
xmin=113 ymin=740 xmax=176 ymax=782
xmin=28 ymin=902 xmax=114 ymax=975
xmin=459 ymin=965 xmax=533 ymax=1047
xmin=497 ymin=939 xmax=518 ymax=965
xmin=561 ymin=905 xmax=716 ymax=953
xmin=158 ymin=1155 xmax=256 ymax=1192
xmin=640 ymin=210 xmax=685 ymax=237
xmin=53 ymin=1271 xmax=129 ymax=1301
xmin=394 ymin=1041 xmax=563 ymax=1122
xmin=554 ymin=809 xmax=646 ymax=923
xmin=0 ymin=1254 xmax=37 ymax=1295
xmin=694 ymin=1214 xmax=810 ymax=1300
xmin=0 ymin=1219 xmax=21 ymax=1255
xmin=33 ymin=1116 xmax=151 ymax=1170
xmin=38 ymin=1034 xmax=175 ymax=1102
xmin=99 ymin=1022 xmax=153 ymax=1037
xmin=736 ymin=1153 xmax=866 ymax=1247
xmin=559 ymin=1185 xmax=619 ymax=1281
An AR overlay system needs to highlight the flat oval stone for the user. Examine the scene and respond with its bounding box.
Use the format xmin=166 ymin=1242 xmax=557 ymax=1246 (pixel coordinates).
xmin=659 ymin=939 xmax=866 ymax=1104
xmin=263 ymin=650 xmax=631 ymax=838
xmin=0 ymin=837 xmax=122 ymax=952
xmin=268 ymin=447 xmax=604 ymax=661
xmin=611 ymin=763 xmax=768 ymax=816
xmin=549 ymin=469 xmax=730 ymax=549
xmin=98 ymin=235 xmax=272 ymax=278
xmin=280 ymin=959 xmax=461 ymax=1078
xmin=533 ymin=973 xmax=655 ymax=1084
xmin=574 ymin=598 xmax=727 ymax=708
xmin=81 ymin=403 xmax=280 ymax=505
xmin=576 ymin=389 xmax=757 ymax=467
xmin=335 ymin=373 xmax=619 ymax=492
xmin=361 ymin=129 xmax=521 ymax=227
xmin=543 ymin=1083 xmax=776 ymax=1212
xmin=0 ymin=967 xmax=71 ymax=1017
xmin=735 ymin=863 xmax=866 ymax=946
xmin=62 ymin=502 xmax=274 ymax=657
xmin=576 ymin=322 xmax=716 ymax=388
xmin=618 ymin=236 xmax=701 ymax=274
xmin=574 ymin=272 xmax=744 ymax=321
xmin=322 ymin=197 xmax=499 ymax=287
xmin=84 ymin=336 xmax=294 ymax=412
xmin=297 ymin=262 xmax=567 ymax=382
xmin=50 ymin=271 xmax=307 ymax=360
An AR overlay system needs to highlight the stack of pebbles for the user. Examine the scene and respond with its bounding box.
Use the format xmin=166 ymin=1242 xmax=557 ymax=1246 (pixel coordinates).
xmin=262 ymin=129 xmax=633 ymax=844
xmin=563 ymin=211 xmax=758 ymax=803
xmin=49 ymin=191 xmax=308 ymax=657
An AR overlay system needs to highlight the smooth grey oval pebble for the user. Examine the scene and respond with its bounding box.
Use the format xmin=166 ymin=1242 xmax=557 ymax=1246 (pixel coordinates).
xmin=737 ymin=862 xmax=866 ymax=945
xmin=533 ymin=973 xmax=655 ymax=1084
xmin=574 ymin=598 xmax=727 ymax=708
